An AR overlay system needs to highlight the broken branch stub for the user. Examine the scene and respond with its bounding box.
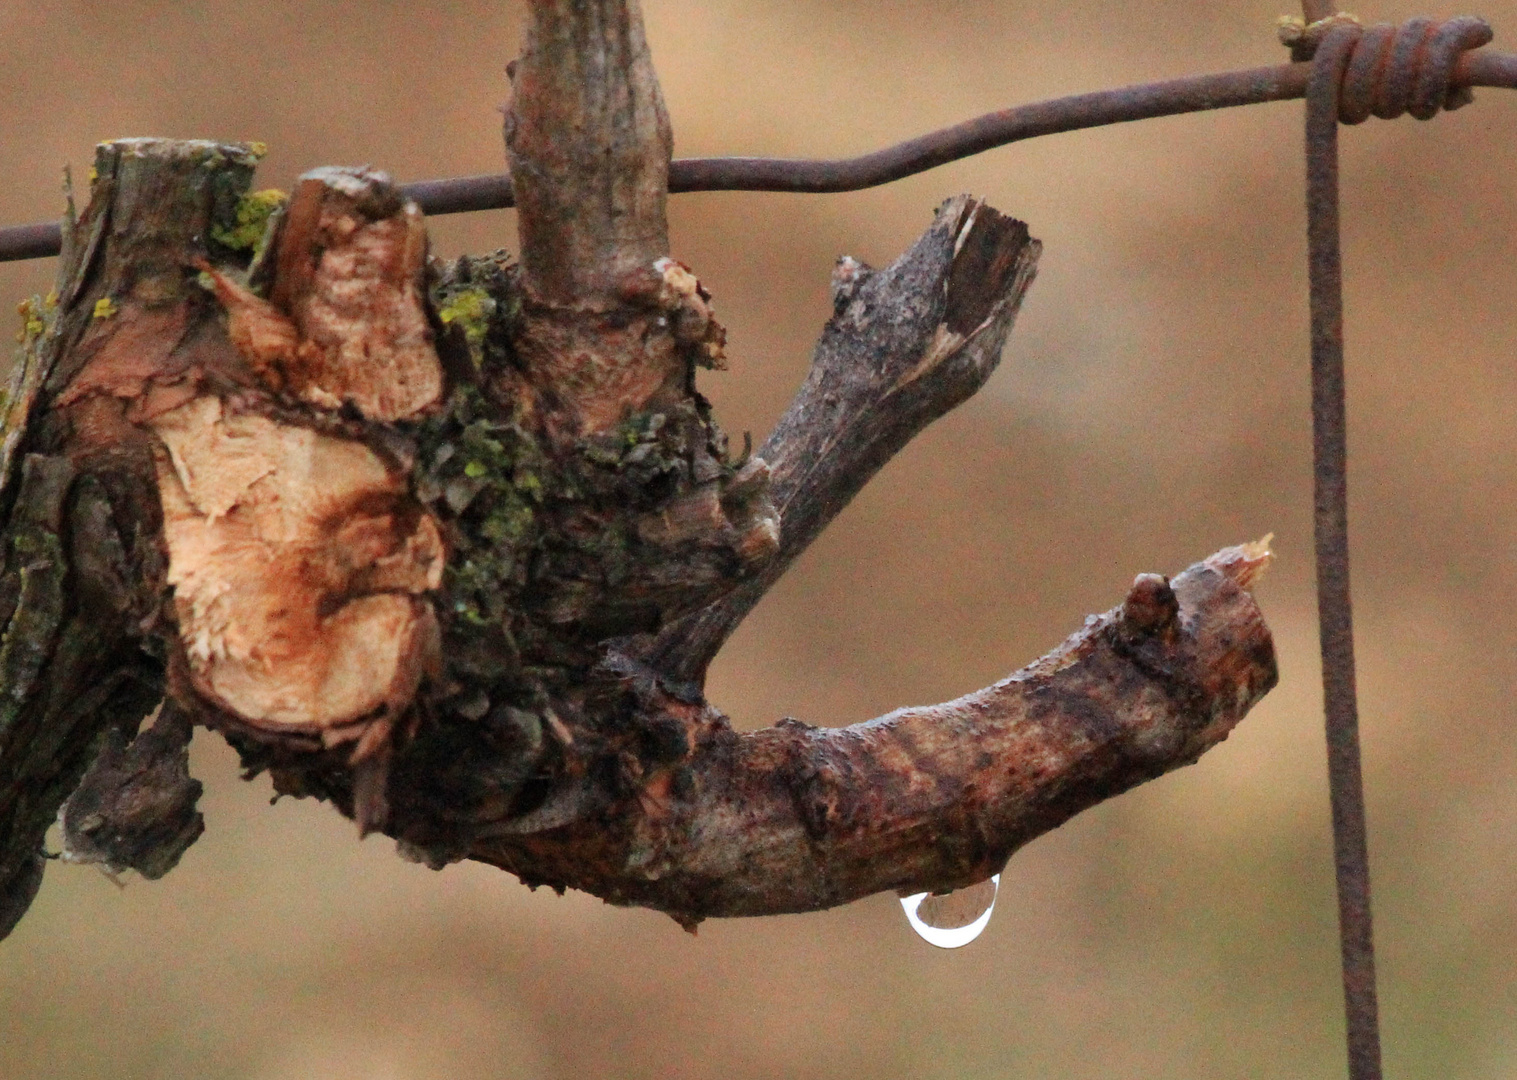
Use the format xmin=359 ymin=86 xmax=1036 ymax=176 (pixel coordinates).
xmin=647 ymin=195 xmax=1042 ymax=683
xmin=263 ymin=168 xmax=443 ymax=422
xmin=49 ymin=154 xmax=452 ymax=830
xmin=59 ymin=700 xmax=203 ymax=881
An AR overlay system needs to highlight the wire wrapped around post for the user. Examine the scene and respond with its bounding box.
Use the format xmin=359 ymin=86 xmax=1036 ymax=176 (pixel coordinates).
xmin=1300 ymin=12 xmax=1493 ymax=1080
xmin=1303 ymin=22 xmax=1384 ymax=1080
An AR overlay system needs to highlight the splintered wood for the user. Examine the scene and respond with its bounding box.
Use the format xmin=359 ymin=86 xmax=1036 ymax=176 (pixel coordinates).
xmin=60 ymin=166 xmax=446 ymax=745
xmin=206 ymin=168 xmax=443 ymax=422
xmin=152 ymin=396 xmax=443 ymax=730
xmin=166 ymin=172 xmax=445 ymax=737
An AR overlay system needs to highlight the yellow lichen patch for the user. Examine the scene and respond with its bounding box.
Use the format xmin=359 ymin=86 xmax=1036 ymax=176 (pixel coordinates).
xmin=92 ymin=297 xmax=119 ymax=320
xmin=436 ymin=285 xmax=494 ymax=366
xmin=14 ymin=298 xmax=46 ymax=344
xmin=151 ymin=395 xmax=444 ymax=729
xmin=211 ymin=188 xmax=287 ymax=252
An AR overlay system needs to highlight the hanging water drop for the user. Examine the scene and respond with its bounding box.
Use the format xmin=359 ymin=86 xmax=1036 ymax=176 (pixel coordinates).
xmin=899 ymin=873 xmax=999 ymax=948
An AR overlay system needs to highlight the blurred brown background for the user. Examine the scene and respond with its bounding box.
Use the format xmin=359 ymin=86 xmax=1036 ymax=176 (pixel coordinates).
xmin=4 ymin=0 xmax=1517 ymax=1076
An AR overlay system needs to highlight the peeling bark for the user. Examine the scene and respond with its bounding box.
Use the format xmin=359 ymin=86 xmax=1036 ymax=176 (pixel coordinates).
xmin=59 ymin=700 xmax=203 ymax=881
xmin=0 ymin=140 xmax=241 ymax=938
xmin=0 ymin=0 xmax=1280 ymax=942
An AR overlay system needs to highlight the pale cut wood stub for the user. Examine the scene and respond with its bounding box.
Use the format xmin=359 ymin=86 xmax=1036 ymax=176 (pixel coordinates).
xmin=212 ymin=168 xmax=445 ymax=422
xmin=0 ymin=0 xmax=1283 ymax=941
xmin=2 ymin=154 xmax=454 ymax=864
xmin=91 ymin=166 xmax=451 ymax=749
xmin=152 ymin=395 xmax=445 ymax=732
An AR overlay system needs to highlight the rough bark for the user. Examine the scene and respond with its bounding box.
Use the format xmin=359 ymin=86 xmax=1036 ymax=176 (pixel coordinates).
xmin=503 ymin=0 xmax=703 ymax=434
xmin=0 ymin=140 xmax=249 ymax=938
xmin=506 ymin=0 xmax=672 ymax=308
xmin=645 ymin=197 xmax=1040 ymax=683
xmin=471 ymin=543 xmax=1276 ymax=924
xmin=0 ymin=0 xmax=1279 ymax=941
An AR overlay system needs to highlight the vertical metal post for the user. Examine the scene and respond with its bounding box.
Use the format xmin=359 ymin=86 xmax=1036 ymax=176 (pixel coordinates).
xmin=1304 ymin=24 xmax=1384 ymax=1080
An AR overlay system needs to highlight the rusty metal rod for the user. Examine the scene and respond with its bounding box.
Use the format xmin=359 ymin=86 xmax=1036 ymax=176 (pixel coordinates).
xmin=1305 ymin=23 xmax=1381 ymax=1080
xmin=0 ymin=221 xmax=65 ymax=263
xmin=5 ymin=50 xmax=1517 ymax=264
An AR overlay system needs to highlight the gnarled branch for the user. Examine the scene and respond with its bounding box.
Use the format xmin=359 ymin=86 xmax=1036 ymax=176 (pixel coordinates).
xmin=0 ymin=0 xmax=1279 ymax=942
xmin=470 ymin=543 xmax=1276 ymax=925
xmin=646 ymin=195 xmax=1040 ymax=683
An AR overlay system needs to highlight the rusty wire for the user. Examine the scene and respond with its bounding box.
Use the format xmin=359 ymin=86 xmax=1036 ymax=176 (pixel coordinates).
xmin=1305 ymin=24 xmax=1383 ymax=1080
xmin=5 ymin=49 xmax=1517 ymax=263
xmin=1302 ymin=12 xmax=1494 ymax=1080
xmin=1 ymin=13 xmax=1514 ymax=1080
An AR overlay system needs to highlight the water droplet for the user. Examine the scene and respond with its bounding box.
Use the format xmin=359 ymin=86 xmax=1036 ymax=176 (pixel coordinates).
xmin=900 ymin=874 xmax=999 ymax=948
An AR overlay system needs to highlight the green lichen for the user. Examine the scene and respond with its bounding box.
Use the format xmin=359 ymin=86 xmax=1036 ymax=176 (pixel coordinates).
xmin=514 ymin=471 xmax=543 ymax=501
xmin=436 ymin=286 xmax=495 ymax=368
xmin=415 ymin=254 xmax=738 ymax=711
xmin=577 ymin=410 xmax=691 ymax=495
xmin=210 ymin=188 xmax=288 ymax=252
xmin=430 ymin=253 xmax=520 ymax=373
xmin=413 ymin=385 xmax=550 ymax=632
xmin=92 ymin=297 xmax=118 ymax=320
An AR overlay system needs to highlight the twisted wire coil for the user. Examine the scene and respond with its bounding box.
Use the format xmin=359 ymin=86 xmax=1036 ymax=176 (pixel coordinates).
xmin=1295 ymin=14 xmax=1494 ymax=121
